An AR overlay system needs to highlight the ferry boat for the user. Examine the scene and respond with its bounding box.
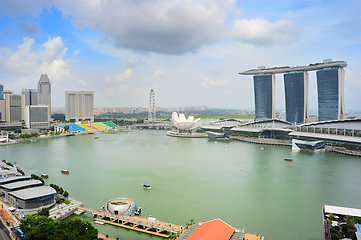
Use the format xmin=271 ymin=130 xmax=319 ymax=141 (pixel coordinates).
xmin=61 ymin=170 xmax=69 ymax=174
xmin=142 ymin=184 xmax=151 ymax=189
xmin=284 ymin=158 xmax=293 ymax=161
xmin=41 ymin=174 xmax=48 ymax=178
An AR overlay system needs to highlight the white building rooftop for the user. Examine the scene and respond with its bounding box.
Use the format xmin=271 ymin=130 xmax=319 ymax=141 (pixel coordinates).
xmin=0 ymin=175 xmax=31 ymax=185
xmin=9 ymin=186 xmax=56 ymax=200
xmin=1 ymin=180 xmax=42 ymax=190
xmin=324 ymin=205 xmax=361 ymax=218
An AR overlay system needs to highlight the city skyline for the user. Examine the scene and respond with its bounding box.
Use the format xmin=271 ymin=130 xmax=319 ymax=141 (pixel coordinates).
xmin=0 ymin=1 xmax=360 ymax=111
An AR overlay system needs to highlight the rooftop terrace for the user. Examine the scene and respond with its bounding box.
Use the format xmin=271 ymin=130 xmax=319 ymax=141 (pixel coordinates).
xmin=239 ymin=60 xmax=347 ymax=75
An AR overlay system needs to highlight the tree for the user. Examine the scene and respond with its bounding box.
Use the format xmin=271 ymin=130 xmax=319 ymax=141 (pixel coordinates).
xmin=20 ymin=215 xmax=99 ymax=240
xmin=37 ymin=207 xmax=50 ymax=217
xmin=64 ymin=126 xmax=70 ymax=132
xmin=63 ymin=191 xmax=69 ymax=198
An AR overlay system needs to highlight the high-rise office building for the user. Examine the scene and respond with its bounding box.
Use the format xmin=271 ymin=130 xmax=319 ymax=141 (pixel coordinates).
xmin=22 ymin=89 xmax=38 ymax=106
xmin=5 ymin=94 xmax=25 ymax=123
xmin=65 ymin=91 xmax=94 ymax=122
xmin=25 ymin=105 xmax=50 ymax=129
xmin=0 ymin=84 xmax=4 ymax=100
xmin=0 ymin=100 xmax=5 ymax=121
xmin=37 ymin=74 xmax=51 ymax=120
xmin=317 ymin=67 xmax=345 ymax=121
xmin=253 ymin=74 xmax=275 ymax=121
xmin=284 ymin=71 xmax=309 ymax=125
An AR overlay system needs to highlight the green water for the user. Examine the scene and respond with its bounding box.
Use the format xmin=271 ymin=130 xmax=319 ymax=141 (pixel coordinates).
xmin=1 ymin=130 xmax=361 ymax=240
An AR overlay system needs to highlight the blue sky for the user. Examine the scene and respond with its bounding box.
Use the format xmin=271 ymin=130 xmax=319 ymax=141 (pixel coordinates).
xmin=0 ymin=0 xmax=360 ymax=112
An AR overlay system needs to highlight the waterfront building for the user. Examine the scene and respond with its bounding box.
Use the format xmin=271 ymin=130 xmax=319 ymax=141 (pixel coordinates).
xmin=0 ymin=162 xmax=19 ymax=178
xmin=65 ymin=91 xmax=94 ymax=122
xmin=37 ymin=74 xmax=51 ymax=120
xmin=253 ymin=74 xmax=275 ymax=121
xmin=22 ymin=89 xmax=38 ymax=106
xmin=239 ymin=59 xmax=347 ymax=124
xmin=317 ymin=65 xmax=346 ymax=121
xmin=284 ymin=71 xmax=309 ymax=125
xmin=292 ymin=139 xmax=325 ymax=151
xmin=178 ymin=219 xmax=264 ymax=240
xmin=24 ymin=105 xmax=50 ymax=129
xmin=171 ymin=112 xmax=202 ymax=133
xmin=106 ymin=198 xmax=137 ymax=216
xmin=4 ymin=93 xmax=25 ymax=123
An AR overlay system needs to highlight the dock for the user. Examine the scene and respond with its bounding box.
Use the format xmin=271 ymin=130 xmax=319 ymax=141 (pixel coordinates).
xmin=77 ymin=207 xmax=183 ymax=238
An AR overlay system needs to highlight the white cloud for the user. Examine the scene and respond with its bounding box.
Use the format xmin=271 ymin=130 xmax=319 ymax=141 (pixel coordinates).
xmin=230 ymin=18 xmax=296 ymax=45
xmin=55 ymin=0 xmax=236 ymax=55
xmin=78 ymin=79 xmax=89 ymax=86
xmin=201 ymin=77 xmax=229 ymax=89
xmin=126 ymin=57 xmax=146 ymax=68
xmin=105 ymin=69 xmax=133 ymax=83
xmin=154 ymin=70 xmax=165 ymax=77
xmin=0 ymin=36 xmax=75 ymax=82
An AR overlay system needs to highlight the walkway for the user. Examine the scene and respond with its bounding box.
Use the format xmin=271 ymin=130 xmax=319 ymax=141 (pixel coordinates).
xmin=78 ymin=207 xmax=183 ymax=238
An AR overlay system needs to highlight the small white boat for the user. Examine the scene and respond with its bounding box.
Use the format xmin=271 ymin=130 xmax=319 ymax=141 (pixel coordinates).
xmin=41 ymin=174 xmax=48 ymax=178
xmin=261 ymin=147 xmax=264 ymax=150
xmin=61 ymin=170 xmax=69 ymax=174
xmin=142 ymin=184 xmax=151 ymax=189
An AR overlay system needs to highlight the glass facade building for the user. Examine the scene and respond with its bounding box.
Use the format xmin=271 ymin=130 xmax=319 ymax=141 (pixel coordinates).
xmin=284 ymin=71 xmax=309 ymax=125
xmin=317 ymin=68 xmax=345 ymax=121
xmin=254 ymin=74 xmax=275 ymax=121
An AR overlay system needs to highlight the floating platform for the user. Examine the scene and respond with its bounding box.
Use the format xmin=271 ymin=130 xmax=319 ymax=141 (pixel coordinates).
xmin=77 ymin=207 xmax=182 ymax=238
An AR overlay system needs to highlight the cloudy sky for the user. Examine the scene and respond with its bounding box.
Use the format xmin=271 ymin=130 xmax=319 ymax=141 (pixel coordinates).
xmin=0 ymin=0 xmax=360 ymax=112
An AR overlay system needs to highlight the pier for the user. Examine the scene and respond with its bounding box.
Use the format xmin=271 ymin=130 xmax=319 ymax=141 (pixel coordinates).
xmin=77 ymin=207 xmax=183 ymax=238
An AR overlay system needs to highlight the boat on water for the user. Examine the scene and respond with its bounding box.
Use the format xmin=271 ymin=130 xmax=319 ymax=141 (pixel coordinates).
xmin=142 ymin=184 xmax=151 ymax=189
xmin=41 ymin=174 xmax=48 ymax=178
xmin=61 ymin=170 xmax=69 ymax=174
xmin=94 ymin=137 xmax=99 ymax=139
xmin=284 ymin=158 xmax=293 ymax=161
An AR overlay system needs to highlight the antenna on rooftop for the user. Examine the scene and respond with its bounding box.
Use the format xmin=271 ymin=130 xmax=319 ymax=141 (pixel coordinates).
xmin=148 ymin=89 xmax=156 ymax=122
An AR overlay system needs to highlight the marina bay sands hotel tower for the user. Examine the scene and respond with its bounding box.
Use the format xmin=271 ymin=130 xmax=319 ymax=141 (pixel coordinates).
xmin=239 ymin=59 xmax=347 ymax=124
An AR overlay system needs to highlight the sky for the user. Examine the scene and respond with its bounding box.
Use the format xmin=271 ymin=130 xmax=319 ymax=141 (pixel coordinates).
xmin=0 ymin=0 xmax=360 ymax=112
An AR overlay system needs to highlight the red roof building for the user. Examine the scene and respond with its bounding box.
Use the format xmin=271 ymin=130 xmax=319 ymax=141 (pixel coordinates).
xmin=186 ymin=219 xmax=237 ymax=240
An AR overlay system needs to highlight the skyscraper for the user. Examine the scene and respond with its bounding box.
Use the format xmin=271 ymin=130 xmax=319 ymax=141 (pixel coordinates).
xmin=284 ymin=71 xmax=309 ymax=125
xmin=317 ymin=67 xmax=345 ymax=121
xmin=253 ymin=74 xmax=275 ymax=121
xmin=25 ymin=105 xmax=50 ymax=129
xmin=0 ymin=84 xmax=4 ymax=100
xmin=240 ymin=59 xmax=347 ymax=124
xmin=5 ymin=94 xmax=25 ymax=123
xmin=22 ymin=89 xmax=38 ymax=106
xmin=65 ymin=91 xmax=94 ymax=122
xmin=37 ymin=74 xmax=51 ymax=120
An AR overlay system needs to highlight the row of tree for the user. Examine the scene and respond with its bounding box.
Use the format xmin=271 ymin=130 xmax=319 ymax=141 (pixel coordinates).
xmin=49 ymin=184 xmax=69 ymax=198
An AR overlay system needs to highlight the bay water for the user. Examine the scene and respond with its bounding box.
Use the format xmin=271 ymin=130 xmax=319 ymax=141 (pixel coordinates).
xmin=1 ymin=129 xmax=361 ymax=240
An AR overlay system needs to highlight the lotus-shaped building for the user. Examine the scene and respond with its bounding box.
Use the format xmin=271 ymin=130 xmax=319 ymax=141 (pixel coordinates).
xmin=172 ymin=112 xmax=202 ymax=132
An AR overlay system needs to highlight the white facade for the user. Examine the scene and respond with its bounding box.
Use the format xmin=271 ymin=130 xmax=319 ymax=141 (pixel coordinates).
xmin=65 ymin=91 xmax=94 ymax=122
xmin=0 ymin=99 xmax=5 ymax=121
xmin=5 ymin=94 xmax=25 ymax=123
xmin=25 ymin=105 xmax=50 ymax=129
xmin=37 ymin=74 xmax=51 ymax=121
